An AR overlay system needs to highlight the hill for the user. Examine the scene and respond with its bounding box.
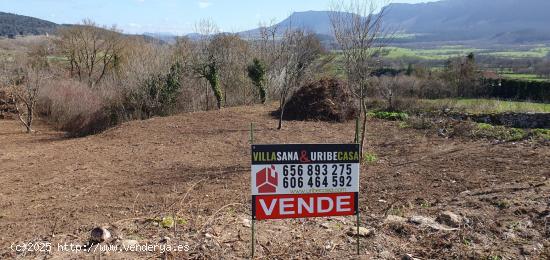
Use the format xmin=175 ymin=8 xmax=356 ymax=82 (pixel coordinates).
xmin=384 ymin=0 xmax=550 ymax=43
xmin=143 ymin=32 xmax=177 ymax=44
xmin=0 ymin=12 xmax=58 ymax=37
xmin=239 ymin=0 xmax=550 ymax=43
xmin=240 ymin=11 xmax=338 ymax=37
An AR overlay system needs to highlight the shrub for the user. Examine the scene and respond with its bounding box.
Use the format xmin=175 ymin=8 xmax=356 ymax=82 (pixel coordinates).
xmin=247 ymin=58 xmax=267 ymax=103
xmin=529 ymin=128 xmax=550 ymax=141
xmin=60 ymin=110 xmax=112 ymax=137
xmin=471 ymin=123 xmax=528 ymax=142
xmin=488 ymin=78 xmax=550 ymax=102
xmin=449 ymin=121 xmax=476 ymax=137
xmin=404 ymin=116 xmax=433 ymax=129
xmin=370 ymin=111 xmax=409 ymax=121
xmin=138 ymin=62 xmax=184 ymax=117
xmin=37 ymin=79 xmax=114 ymax=136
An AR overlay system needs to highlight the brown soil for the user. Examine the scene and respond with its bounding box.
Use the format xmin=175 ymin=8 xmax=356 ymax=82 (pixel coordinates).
xmin=0 ymin=104 xmax=548 ymax=259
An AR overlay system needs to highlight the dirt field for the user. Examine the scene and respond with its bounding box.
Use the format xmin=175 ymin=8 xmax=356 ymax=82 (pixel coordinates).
xmin=0 ymin=104 xmax=548 ymax=259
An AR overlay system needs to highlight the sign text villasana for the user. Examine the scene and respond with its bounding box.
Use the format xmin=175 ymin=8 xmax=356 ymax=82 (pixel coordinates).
xmin=253 ymin=150 xmax=359 ymax=163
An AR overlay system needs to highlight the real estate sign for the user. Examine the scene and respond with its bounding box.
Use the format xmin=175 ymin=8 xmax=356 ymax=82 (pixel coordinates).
xmin=251 ymin=144 xmax=360 ymax=220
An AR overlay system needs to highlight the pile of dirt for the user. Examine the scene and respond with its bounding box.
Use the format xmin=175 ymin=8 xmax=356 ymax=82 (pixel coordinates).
xmin=0 ymin=89 xmax=16 ymax=119
xmin=279 ymin=78 xmax=358 ymax=122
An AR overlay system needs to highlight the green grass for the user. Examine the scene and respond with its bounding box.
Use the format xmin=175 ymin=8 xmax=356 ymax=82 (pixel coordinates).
xmin=380 ymin=46 xmax=482 ymax=60
xmin=390 ymin=33 xmax=419 ymax=40
xmin=362 ymin=152 xmax=378 ymax=164
xmin=531 ymin=128 xmax=550 ymax=140
xmin=314 ymin=53 xmax=347 ymax=79
xmin=458 ymin=123 xmax=549 ymax=142
xmin=486 ymin=47 xmax=550 ymax=59
xmin=418 ymin=99 xmax=550 ymax=114
xmin=325 ymin=46 xmax=550 ymax=84
xmin=378 ymin=46 xmax=550 ymax=61
xmin=472 ymin=123 xmax=528 ymax=142
xmin=501 ymin=73 xmax=549 ymax=82
xmin=368 ymin=111 xmax=409 ymax=121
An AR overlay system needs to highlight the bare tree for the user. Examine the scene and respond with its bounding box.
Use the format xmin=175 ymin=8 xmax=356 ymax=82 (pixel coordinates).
xmin=376 ymin=75 xmax=417 ymax=111
xmin=209 ymin=34 xmax=251 ymax=106
xmin=329 ymin=0 xmax=391 ymax=156
xmin=275 ymin=29 xmax=323 ymax=129
xmin=253 ymin=19 xmax=283 ymax=101
xmin=191 ymin=19 xmax=224 ymax=110
xmin=377 ymin=75 xmax=398 ymax=111
xmin=9 ymin=61 xmax=50 ymax=133
xmin=443 ymin=53 xmax=481 ymax=97
xmin=56 ymin=19 xmax=126 ymax=88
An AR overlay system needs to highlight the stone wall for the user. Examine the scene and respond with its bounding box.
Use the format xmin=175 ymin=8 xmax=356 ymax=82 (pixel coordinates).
xmin=450 ymin=112 xmax=550 ymax=129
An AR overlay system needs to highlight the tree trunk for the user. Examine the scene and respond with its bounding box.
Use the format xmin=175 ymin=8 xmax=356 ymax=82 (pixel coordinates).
xmin=278 ymin=106 xmax=284 ymax=130
xmin=278 ymin=98 xmax=286 ymax=130
xmin=359 ymin=82 xmax=367 ymax=160
xmin=360 ymin=108 xmax=367 ymax=159
xmin=205 ymin=82 xmax=209 ymax=111
xmin=388 ymin=93 xmax=393 ymax=111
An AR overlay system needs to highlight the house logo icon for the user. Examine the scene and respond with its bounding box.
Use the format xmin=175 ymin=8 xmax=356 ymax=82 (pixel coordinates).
xmin=256 ymin=165 xmax=278 ymax=194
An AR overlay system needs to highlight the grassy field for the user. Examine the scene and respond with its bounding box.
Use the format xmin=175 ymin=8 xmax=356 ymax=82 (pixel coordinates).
xmin=486 ymin=47 xmax=550 ymax=59
xmin=418 ymin=98 xmax=550 ymax=114
xmin=324 ymin=45 xmax=550 ymax=82
xmin=501 ymin=72 xmax=550 ymax=82
xmin=381 ymin=46 xmax=482 ymax=60
xmin=380 ymin=45 xmax=550 ymax=60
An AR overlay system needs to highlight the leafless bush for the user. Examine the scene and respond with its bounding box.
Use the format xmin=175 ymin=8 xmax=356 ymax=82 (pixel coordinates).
xmin=405 ymin=116 xmax=433 ymax=130
xmin=55 ymin=20 xmax=127 ymax=88
xmin=209 ymin=34 xmax=255 ymax=106
xmin=330 ymin=0 xmax=391 ymax=155
xmin=38 ymin=78 xmax=109 ymax=136
xmin=417 ymin=77 xmax=454 ymax=99
xmin=273 ymin=29 xmax=323 ymax=129
xmin=2 ymin=42 xmax=53 ymax=133
xmin=372 ymin=75 xmax=417 ymax=111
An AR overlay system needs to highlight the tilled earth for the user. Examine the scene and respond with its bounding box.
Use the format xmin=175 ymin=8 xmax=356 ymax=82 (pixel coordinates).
xmin=0 ymin=105 xmax=548 ymax=259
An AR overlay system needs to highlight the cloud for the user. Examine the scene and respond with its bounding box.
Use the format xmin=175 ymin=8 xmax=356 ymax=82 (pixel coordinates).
xmin=198 ymin=0 xmax=212 ymax=9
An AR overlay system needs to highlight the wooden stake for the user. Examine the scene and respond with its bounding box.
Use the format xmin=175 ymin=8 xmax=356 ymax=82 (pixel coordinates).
xmin=250 ymin=122 xmax=255 ymax=259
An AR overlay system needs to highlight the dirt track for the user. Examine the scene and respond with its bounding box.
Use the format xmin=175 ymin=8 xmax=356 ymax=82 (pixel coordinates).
xmin=0 ymin=104 xmax=549 ymax=259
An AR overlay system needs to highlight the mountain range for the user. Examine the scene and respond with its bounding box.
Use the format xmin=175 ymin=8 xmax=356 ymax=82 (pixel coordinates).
xmin=0 ymin=11 xmax=57 ymax=37
xmin=2 ymin=0 xmax=550 ymax=44
xmin=241 ymin=0 xmax=550 ymax=43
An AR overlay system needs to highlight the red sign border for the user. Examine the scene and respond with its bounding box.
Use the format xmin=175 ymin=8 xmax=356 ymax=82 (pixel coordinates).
xmin=252 ymin=192 xmax=359 ymax=220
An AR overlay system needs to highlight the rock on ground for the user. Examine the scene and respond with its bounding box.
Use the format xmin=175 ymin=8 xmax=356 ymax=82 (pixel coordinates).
xmin=347 ymin=226 xmax=373 ymax=237
xmin=436 ymin=211 xmax=463 ymax=227
xmin=409 ymin=215 xmax=458 ymax=231
xmin=90 ymin=227 xmax=111 ymax=243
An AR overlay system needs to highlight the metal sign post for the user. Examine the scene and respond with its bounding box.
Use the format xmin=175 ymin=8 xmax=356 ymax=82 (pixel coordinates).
xmin=250 ymin=123 xmax=255 ymax=259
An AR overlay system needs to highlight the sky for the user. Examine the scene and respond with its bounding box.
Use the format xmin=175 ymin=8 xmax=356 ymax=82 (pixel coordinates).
xmin=0 ymin=0 xmax=438 ymax=35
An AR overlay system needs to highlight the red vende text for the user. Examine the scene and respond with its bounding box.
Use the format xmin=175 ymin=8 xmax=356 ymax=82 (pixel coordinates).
xmin=254 ymin=193 xmax=356 ymax=220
